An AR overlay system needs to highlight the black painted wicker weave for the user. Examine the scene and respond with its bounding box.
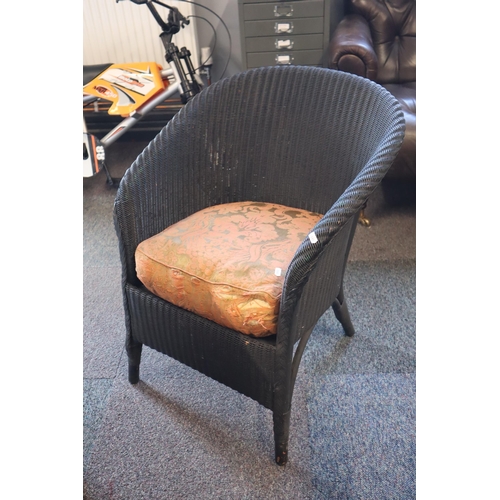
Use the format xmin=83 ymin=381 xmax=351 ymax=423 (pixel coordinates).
xmin=113 ymin=65 xmax=405 ymax=465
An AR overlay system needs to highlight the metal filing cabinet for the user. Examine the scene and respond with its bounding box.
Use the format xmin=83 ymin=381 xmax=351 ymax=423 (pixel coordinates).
xmin=238 ymin=0 xmax=331 ymax=70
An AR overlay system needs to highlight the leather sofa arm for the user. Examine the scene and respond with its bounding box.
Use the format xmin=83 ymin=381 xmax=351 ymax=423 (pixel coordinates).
xmin=328 ymin=14 xmax=378 ymax=81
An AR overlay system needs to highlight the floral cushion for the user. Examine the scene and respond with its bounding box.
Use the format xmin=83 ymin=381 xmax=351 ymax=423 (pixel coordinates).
xmin=135 ymin=202 xmax=323 ymax=337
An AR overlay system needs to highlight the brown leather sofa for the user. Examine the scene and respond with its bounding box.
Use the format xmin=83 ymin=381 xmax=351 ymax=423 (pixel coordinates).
xmin=329 ymin=0 xmax=416 ymax=207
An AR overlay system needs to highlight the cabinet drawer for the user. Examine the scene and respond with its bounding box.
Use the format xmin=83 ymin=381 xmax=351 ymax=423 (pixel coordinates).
xmin=243 ymin=1 xmax=324 ymax=21
xmin=245 ymin=33 xmax=324 ymax=52
xmin=247 ymin=49 xmax=324 ymax=68
xmin=244 ymin=17 xmax=324 ymax=37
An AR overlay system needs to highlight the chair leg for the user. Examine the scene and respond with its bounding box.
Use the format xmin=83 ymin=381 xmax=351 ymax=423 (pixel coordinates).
xmin=273 ymin=411 xmax=291 ymax=466
xmin=127 ymin=340 xmax=142 ymax=384
xmin=358 ymin=202 xmax=371 ymax=227
xmin=332 ymin=289 xmax=355 ymax=337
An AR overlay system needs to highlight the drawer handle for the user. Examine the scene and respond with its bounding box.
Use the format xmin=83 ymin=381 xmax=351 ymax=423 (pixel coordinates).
xmin=275 ymin=39 xmax=294 ymax=50
xmin=275 ymin=54 xmax=294 ymax=65
xmin=275 ymin=21 xmax=293 ymax=34
xmin=274 ymin=4 xmax=293 ymax=17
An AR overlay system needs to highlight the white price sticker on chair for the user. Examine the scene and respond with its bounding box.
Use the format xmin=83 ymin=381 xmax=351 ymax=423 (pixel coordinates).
xmin=308 ymin=231 xmax=318 ymax=244
xmin=275 ymin=267 xmax=282 ymax=276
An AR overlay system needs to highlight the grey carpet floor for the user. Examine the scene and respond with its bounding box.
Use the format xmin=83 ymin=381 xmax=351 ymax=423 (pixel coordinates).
xmin=83 ymin=137 xmax=416 ymax=499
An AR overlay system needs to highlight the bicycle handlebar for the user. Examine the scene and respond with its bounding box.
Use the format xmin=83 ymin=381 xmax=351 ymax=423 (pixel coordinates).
xmin=116 ymin=0 xmax=189 ymax=33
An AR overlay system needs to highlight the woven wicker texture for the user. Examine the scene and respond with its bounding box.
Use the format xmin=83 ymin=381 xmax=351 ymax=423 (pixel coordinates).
xmin=114 ymin=65 xmax=405 ymax=465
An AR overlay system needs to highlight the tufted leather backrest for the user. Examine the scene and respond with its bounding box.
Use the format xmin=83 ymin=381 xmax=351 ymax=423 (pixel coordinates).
xmin=349 ymin=0 xmax=416 ymax=84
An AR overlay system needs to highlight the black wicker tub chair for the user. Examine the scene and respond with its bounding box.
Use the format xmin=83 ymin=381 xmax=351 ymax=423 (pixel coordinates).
xmin=113 ymin=65 xmax=405 ymax=466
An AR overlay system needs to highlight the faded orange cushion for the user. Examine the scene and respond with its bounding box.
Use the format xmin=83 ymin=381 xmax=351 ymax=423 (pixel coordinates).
xmin=135 ymin=202 xmax=322 ymax=337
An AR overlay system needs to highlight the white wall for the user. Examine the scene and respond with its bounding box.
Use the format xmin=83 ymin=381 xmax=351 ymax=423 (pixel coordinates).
xmin=83 ymin=0 xmax=200 ymax=71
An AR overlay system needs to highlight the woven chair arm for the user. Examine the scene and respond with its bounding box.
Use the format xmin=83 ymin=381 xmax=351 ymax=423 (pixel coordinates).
xmin=278 ymin=94 xmax=405 ymax=348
